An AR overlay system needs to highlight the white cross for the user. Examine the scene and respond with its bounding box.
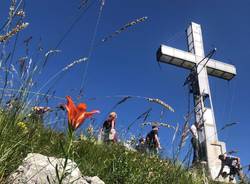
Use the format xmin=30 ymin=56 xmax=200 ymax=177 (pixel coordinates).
xmin=157 ymin=22 xmax=236 ymax=181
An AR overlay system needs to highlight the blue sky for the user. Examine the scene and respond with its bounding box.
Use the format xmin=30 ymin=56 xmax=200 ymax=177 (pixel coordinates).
xmin=1 ymin=0 xmax=250 ymax=172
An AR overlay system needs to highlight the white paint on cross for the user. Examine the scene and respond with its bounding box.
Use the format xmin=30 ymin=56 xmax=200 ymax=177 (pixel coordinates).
xmin=157 ymin=22 xmax=236 ymax=181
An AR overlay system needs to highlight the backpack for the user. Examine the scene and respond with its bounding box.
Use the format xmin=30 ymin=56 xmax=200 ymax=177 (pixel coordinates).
xmin=146 ymin=131 xmax=156 ymax=147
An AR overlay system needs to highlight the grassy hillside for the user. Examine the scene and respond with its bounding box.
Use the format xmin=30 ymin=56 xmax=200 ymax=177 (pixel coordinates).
xmin=1 ymin=2 xmax=248 ymax=183
xmin=0 ymin=108 xmax=221 ymax=184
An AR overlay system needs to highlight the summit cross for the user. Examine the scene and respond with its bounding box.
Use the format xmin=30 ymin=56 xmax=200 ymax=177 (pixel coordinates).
xmin=157 ymin=22 xmax=236 ymax=181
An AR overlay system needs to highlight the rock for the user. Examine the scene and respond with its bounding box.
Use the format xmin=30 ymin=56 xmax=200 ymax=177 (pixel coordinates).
xmin=8 ymin=153 xmax=104 ymax=184
xmin=83 ymin=176 xmax=105 ymax=184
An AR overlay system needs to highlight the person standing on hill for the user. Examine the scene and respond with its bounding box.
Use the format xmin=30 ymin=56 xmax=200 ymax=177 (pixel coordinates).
xmin=101 ymin=112 xmax=117 ymax=143
xmin=136 ymin=137 xmax=146 ymax=153
xmin=146 ymin=125 xmax=162 ymax=155
xmin=190 ymin=121 xmax=200 ymax=164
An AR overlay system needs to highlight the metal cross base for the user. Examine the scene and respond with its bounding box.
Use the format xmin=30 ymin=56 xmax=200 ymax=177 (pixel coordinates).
xmin=156 ymin=22 xmax=237 ymax=182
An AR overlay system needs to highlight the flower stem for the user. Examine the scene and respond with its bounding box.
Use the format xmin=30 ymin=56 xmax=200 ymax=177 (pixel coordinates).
xmin=57 ymin=123 xmax=74 ymax=184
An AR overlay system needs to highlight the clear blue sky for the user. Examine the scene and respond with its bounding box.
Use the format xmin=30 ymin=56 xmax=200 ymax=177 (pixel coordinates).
xmin=1 ymin=0 xmax=250 ymax=172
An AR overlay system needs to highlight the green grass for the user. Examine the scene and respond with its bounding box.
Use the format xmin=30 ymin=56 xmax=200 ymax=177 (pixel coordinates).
xmin=0 ymin=2 xmax=245 ymax=183
xmin=0 ymin=108 xmax=223 ymax=184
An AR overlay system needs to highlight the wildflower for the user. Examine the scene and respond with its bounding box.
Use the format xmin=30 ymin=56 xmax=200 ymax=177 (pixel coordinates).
xmin=65 ymin=96 xmax=100 ymax=130
xmin=17 ymin=121 xmax=28 ymax=133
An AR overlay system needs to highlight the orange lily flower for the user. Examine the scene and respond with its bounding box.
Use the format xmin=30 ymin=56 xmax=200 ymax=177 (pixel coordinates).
xmin=65 ymin=96 xmax=100 ymax=130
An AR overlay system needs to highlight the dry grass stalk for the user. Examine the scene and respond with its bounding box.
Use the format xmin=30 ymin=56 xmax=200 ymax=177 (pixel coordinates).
xmin=16 ymin=10 xmax=25 ymax=17
xmin=101 ymin=0 xmax=105 ymax=6
xmin=110 ymin=95 xmax=174 ymax=112
xmin=147 ymin=98 xmax=175 ymax=112
xmin=0 ymin=22 xmax=29 ymax=42
xmin=23 ymin=36 xmax=32 ymax=45
xmin=45 ymin=50 xmax=61 ymax=57
xmin=226 ymin=150 xmax=238 ymax=155
xmin=127 ymin=108 xmax=152 ymax=130
xmin=62 ymin=57 xmax=88 ymax=71
xmin=78 ymin=0 xmax=89 ymax=9
xmin=24 ymin=56 xmax=88 ymax=111
xmin=220 ymin=122 xmax=239 ymax=131
xmin=101 ymin=16 xmax=148 ymax=42
xmin=111 ymin=96 xmax=131 ymax=110
xmin=179 ymin=121 xmax=189 ymax=148
xmin=0 ymin=87 xmax=64 ymax=100
xmin=8 ymin=0 xmax=16 ymax=19
xmin=172 ymin=123 xmax=179 ymax=143
xmin=142 ymin=121 xmax=175 ymax=129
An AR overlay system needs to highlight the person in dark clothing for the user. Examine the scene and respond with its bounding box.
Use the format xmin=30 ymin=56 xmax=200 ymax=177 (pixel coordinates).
xmin=146 ymin=126 xmax=161 ymax=155
xmin=135 ymin=138 xmax=146 ymax=153
xmin=216 ymin=154 xmax=245 ymax=182
xmin=101 ymin=112 xmax=117 ymax=143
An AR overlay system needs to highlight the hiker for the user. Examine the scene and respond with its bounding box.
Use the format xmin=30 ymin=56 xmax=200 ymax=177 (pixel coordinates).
xmin=101 ymin=112 xmax=117 ymax=143
xmin=216 ymin=154 xmax=245 ymax=182
xmin=135 ymin=137 xmax=146 ymax=153
xmin=146 ymin=125 xmax=162 ymax=155
xmin=190 ymin=121 xmax=200 ymax=164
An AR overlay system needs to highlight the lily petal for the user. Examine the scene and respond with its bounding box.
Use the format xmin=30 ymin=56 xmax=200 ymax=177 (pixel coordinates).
xmin=85 ymin=110 xmax=100 ymax=118
xmin=77 ymin=103 xmax=87 ymax=112
xmin=65 ymin=96 xmax=99 ymax=130
xmin=65 ymin=96 xmax=77 ymax=123
xmin=75 ymin=112 xmax=86 ymax=128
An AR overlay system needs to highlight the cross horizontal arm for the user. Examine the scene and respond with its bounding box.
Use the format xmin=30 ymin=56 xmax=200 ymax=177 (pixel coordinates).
xmin=157 ymin=45 xmax=236 ymax=80
xmin=157 ymin=44 xmax=196 ymax=70
xmin=206 ymin=58 xmax=236 ymax=81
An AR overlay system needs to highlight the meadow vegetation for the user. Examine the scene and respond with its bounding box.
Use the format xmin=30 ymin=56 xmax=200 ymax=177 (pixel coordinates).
xmin=0 ymin=1 xmax=244 ymax=184
xmin=0 ymin=106 xmax=221 ymax=184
